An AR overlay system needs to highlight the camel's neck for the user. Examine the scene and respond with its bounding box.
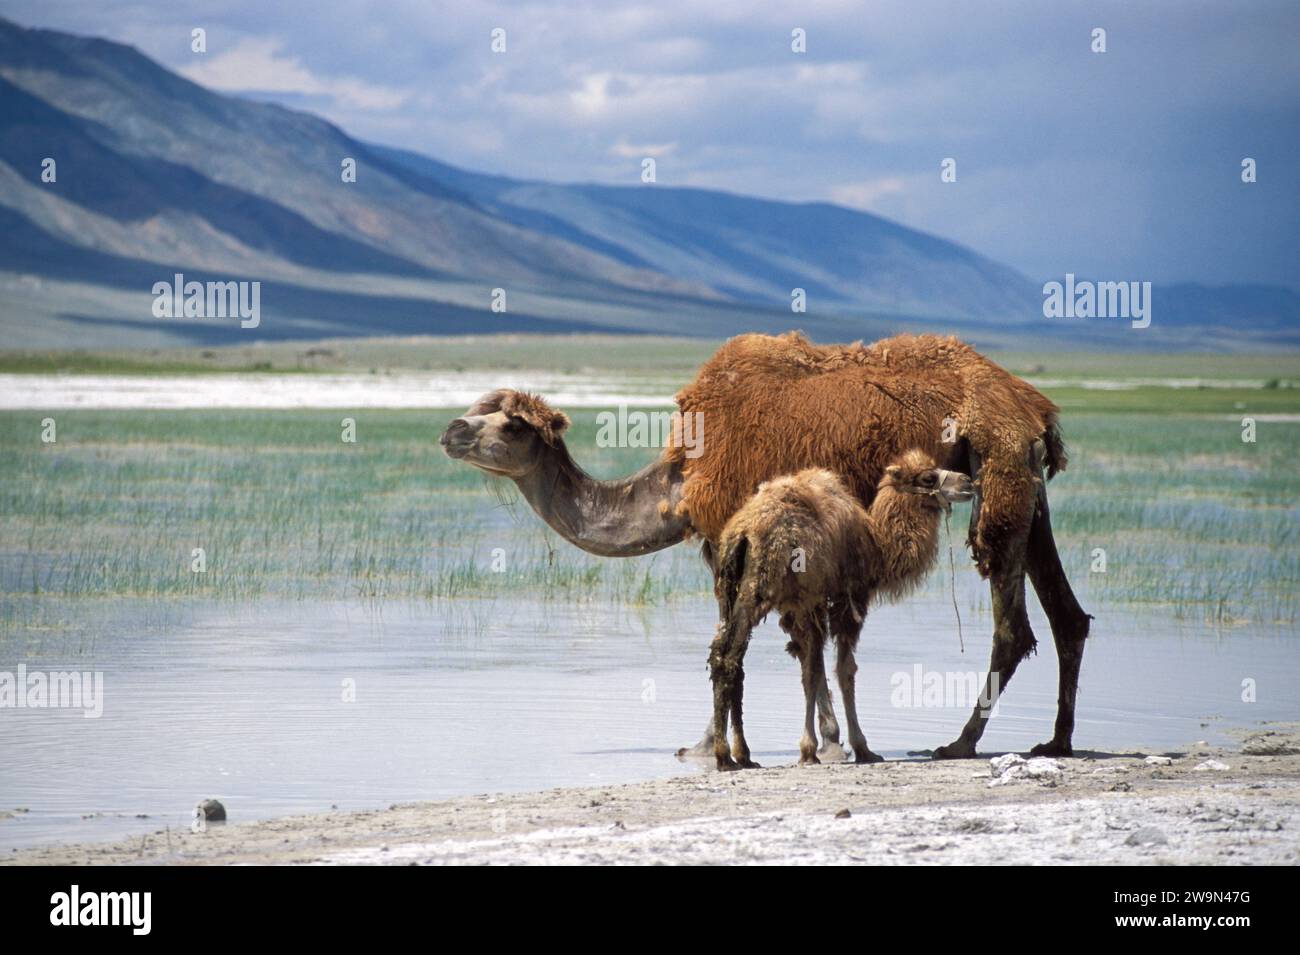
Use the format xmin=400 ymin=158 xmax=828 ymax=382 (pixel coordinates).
xmin=865 ymin=489 xmax=943 ymax=595
xmin=511 ymin=440 xmax=690 ymax=558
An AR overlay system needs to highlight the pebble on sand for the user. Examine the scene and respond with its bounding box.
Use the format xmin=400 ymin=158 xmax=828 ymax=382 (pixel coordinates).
xmin=197 ymin=798 xmax=227 ymax=822
xmin=1125 ymin=827 xmax=1169 ymax=847
xmin=988 ymin=754 xmax=1065 ymax=787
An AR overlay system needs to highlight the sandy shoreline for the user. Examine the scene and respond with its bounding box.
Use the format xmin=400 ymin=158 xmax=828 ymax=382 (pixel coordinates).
xmin=8 ymin=729 xmax=1299 ymax=866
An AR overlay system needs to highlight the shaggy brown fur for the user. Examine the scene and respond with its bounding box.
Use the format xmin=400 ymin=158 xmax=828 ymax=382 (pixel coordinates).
xmin=666 ymin=331 xmax=1061 ymax=578
xmin=709 ymin=452 xmax=969 ymax=769
xmin=661 ymin=332 xmax=1088 ymax=760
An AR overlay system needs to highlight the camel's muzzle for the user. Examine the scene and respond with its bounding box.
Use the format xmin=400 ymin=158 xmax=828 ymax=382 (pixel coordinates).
xmin=439 ymin=418 xmax=476 ymax=459
xmin=899 ymin=469 xmax=974 ymax=511
xmin=937 ymin=469 xmax=975 ymax=504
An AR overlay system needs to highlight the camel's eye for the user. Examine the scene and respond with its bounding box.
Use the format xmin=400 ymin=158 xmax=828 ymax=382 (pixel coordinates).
xmin=921 ymin=473 xmax=937 ymax=486
xmin=503 ymin=415 xmax=528 ymax=432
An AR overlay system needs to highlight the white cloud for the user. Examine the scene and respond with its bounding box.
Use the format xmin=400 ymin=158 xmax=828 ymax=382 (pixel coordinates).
xmin=610 ymin=139 xmax=678 ymax=158
xmin=829 ymin=176 xmax=907 ymax=210
xmin=178 ymin=37 xmax=410 ymax=111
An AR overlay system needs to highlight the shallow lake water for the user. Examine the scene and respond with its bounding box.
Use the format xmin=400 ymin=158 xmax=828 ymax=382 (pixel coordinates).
xmin=0 ymin=372 xmax=676 ymax=410
xmin=0 ymin=372 xmax=1274 ymax=411
xmin=0 ymin=593 xmax=1295 ymax=849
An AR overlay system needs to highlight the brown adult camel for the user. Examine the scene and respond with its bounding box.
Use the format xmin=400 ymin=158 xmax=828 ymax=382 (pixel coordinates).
xmin=709 ymin=454 xmax=974 ymax=770
xmin=439 ymin=331 xmax=1092 ymax=759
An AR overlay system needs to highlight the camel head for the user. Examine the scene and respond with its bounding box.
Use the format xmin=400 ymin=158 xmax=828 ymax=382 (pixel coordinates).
xmin=440 ymin=389 xmax=571 ymax=477
xmin=440 ymin=389 xmax=689 ymax=557
xmin=879 ymin=449 xmax=974 ymax=511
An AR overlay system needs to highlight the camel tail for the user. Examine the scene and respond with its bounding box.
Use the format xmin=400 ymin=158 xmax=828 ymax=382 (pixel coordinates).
xmin=715 ymin=534 xmax=750 ymax=621
xmin=1042 ymin=419 xmax=1067 ymax=480
xmin=714 ymin=534 xmax=766 ymax=673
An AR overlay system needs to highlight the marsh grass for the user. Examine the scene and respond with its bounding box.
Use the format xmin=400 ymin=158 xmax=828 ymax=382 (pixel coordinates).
xmin=0 ymin=410 xmax=711 ymax=619
xmin=1045 ymin=412 xmax=1298 ymax=624
xmin=1 ymin=397 xmax=1296 ymax=627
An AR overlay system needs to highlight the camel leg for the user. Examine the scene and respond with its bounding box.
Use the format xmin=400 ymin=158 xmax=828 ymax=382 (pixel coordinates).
xmin=678 ymin=542 xmax=730 ymax=759
xmin=707 ymin=620 xmax=740 ymax=771
xmin=933 ymin=439 xmax=1045 ymax=759
xmin=727 ymin=624 xmax=761 ymax=769
xmin=682 ymin=642 xmax=836 ymax=760
xmin=830 ymin=606 xmax=881 ymax=764
xmin=797 ymin=613 xmax=828 ymax=765
xmin=835 ymin=640 xmax=878 ymax=764
xmin=782 ymin=611 xmax=842 ymax=755
xmin=965 ymin=449 xmax=984 ymax=552
xmin=815 ymin=678 xmax=842 ymax=753
xmin=686 ymin=611 xmax=841 ymax=765
xmin=676 ymin=545 xmax=728 ymax=764
xmin=932 ymin=559 xmax=1036 ymax=758
xmin=813 ymin=636 xmax=844 ymax=759
xmin=1026 ymin=481 xmax=1092 ymax=757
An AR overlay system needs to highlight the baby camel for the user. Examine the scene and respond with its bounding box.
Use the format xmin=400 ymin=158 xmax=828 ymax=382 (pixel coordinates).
xmin=708 ymin=451 xmax=974 ymax=771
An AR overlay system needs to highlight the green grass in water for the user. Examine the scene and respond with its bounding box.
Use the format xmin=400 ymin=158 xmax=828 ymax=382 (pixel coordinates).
xmin=1 ymin=390 xmax=1297 ymax=626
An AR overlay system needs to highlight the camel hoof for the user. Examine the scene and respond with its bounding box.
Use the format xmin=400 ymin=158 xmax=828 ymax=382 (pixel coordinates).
xmin=736 ymin=758 xmax=762 ymax=770
xmin=1029 ymin=739 xmax=1073 ymax=758
xmin=854 ymin=749 xmax=885 ymax=764
xmin=676 ymin=738 xmax=715 ymax=760
xmin=799 ymin=753 xmax=822 ymax=766
xmin=716 ymin=755 xmax=742 ymax=772
xmin=817 ymin=740 xmax=848 ymax=763
xmin=931 ymin=740 xmax=977 ymax=760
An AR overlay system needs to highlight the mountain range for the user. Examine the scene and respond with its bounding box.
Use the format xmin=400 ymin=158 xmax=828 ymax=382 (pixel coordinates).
xmin=1 ymin=16 xmax=1295 ymax=351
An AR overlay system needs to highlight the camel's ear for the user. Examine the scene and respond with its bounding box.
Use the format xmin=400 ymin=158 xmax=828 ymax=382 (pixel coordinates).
xmin=884 ymin=465 xmax=902 ymax=480
xmin=500 ymin=391 xmax=571 ymax=447
xmin=533 ymin=407 xmax=571 ymax=447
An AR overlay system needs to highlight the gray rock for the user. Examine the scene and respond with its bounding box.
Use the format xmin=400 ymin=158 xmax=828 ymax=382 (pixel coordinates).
xmin=1243 ymin=733 xmax=1300 ymax=756
xmin=196 ymin=798 xmax=226 ymax=822
xmin=989 ymin=755 xmax=1064 ymax=787
xmin=989 ymin=753 xmax=1026 ymax=777
xmin=1125 ymin=827 xmax=1169 ymax=847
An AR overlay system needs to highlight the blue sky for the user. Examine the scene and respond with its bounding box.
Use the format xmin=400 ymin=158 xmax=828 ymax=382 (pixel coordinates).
xmin=8 ymin=0 xmax=1299 ymax=289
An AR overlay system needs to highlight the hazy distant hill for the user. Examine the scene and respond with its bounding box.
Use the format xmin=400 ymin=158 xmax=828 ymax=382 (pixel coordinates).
xmin=0 ymin=16 xmax=1294 ymax=351
xmin=372 ymin=144 xmax=1042 ymax=321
